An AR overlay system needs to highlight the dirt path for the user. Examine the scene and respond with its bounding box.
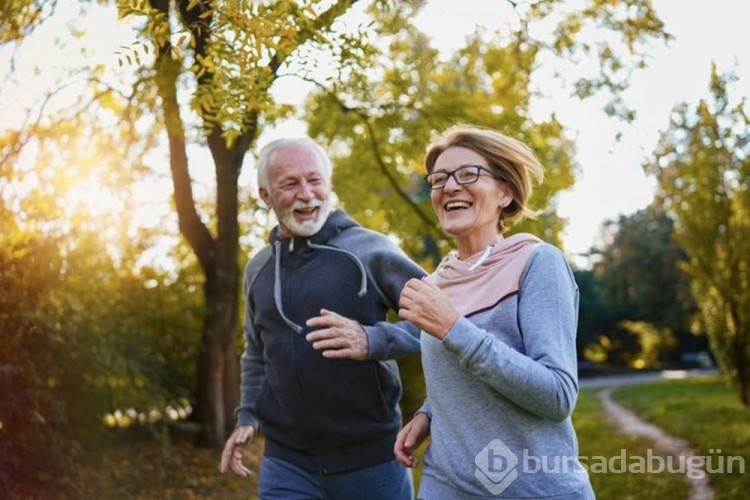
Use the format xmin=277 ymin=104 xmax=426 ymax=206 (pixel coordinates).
xmin=598 ymin=388 xmax=714 ymax=500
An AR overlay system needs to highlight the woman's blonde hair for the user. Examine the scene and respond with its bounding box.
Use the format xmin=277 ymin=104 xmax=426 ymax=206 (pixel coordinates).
xmin=424 ymin=125 xmax=544 ymax=232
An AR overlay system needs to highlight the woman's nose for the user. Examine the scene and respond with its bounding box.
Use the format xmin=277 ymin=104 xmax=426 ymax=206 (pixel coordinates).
xmin=443 ymin=174 xmax=462 ymax=191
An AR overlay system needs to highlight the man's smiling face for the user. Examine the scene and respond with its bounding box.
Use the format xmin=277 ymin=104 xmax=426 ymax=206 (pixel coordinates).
xmin=260 ymin=143 xmax=332 ymax=237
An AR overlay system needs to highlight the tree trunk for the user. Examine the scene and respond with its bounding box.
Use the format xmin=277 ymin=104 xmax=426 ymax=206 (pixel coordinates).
xmin=195 ymin=269 xmax=239 ymax=447
xmin=154 ymin=45 xmax=243 ymax=448
xmin=149 ymin=0 xmax=356 ymax=448
xmin=194 ymin=130 xmax=243 ymax=447
xmin=737 ymin=345 xmax=750 ymax=407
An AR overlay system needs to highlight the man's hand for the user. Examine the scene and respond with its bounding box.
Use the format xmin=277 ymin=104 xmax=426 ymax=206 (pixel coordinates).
xmin=306 ymin=308 xmax=368 ymax=360
xmin=219 ymin=425 xmax=255 ymax=477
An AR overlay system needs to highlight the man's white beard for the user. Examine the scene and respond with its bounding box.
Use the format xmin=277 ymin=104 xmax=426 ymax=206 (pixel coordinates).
xmin=277 ymin=198 xmax=331 ymax=237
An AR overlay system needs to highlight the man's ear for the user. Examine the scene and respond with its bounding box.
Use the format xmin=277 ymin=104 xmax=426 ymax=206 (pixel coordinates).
xmin=259 ymin=188 xmax=272 ymax=209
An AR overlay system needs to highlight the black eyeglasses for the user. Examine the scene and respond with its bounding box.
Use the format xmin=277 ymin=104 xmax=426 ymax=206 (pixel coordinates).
xmin=424 ymin=165 xmax=503 ymax=190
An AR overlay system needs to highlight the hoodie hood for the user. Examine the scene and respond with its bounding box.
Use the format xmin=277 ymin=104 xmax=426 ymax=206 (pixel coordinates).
xmin=432 ymin=232 xmax=543 ymax=316
xmin=269 ymin=209 xmax=367 ymax=333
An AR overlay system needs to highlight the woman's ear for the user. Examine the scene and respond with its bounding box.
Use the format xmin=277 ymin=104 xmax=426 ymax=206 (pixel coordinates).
xmin=499 ymin=188 xmax=512 ymax=210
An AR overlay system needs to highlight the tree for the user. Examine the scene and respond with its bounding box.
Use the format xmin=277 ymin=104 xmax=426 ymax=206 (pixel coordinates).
xmin=0 ymin=232 xmax=77 ymax=498
xmin=645 ymin=66 xmax=750 ymax=403
xmin=572 ymin=268 xmax=615 ymax=363
xmin=116 ymin=0 xmax=389 ymax=447
xmin=302 ymin=0 xmax=670 ymax=264
xmin=0 ymin=0 xmax=63 ymax=42
xmin=0 ymin=8 xmax=209 ymax=487
xmin=584 ymin=206 xmax=699 ymax=367
xmin=0 ymin=200 xmax=205 ymax=496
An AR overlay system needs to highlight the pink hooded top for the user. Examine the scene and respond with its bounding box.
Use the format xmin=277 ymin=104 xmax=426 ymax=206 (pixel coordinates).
xmin=431 ymin=232 xmax=543 ymax=316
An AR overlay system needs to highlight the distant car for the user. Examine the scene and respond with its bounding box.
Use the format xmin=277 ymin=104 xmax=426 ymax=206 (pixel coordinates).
xmin=680 ymin=351 xmax=715 ymax=369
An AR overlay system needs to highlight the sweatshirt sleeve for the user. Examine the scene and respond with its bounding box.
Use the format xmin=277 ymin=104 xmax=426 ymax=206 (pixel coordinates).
xmin=234 ymin=265 xmax=265 ymax=429
xmin=361 ymin=232 xmax=427 ymax=359
xmin=365 ymin=235 xmax=428 ymax=311
xmin=440 ymin=245 xmax=580 ymax=422
xmin=365 ymin=319 xmax=422 ymax=360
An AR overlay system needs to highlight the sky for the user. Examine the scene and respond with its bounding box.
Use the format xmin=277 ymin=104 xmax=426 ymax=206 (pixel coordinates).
xmin=3 ymin=0 xmax=749 ymax=266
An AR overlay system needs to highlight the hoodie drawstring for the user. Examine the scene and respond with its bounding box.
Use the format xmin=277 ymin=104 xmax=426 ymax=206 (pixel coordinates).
xmin=468 ymin=244 xmax=495 ymax=271
xmin=273 ymin=240 xmax=305 ymax=334
xmin=272 ymin=239 xmax=369 ymax=335
xmin=307 ymin=241 xmax=368 ymax=297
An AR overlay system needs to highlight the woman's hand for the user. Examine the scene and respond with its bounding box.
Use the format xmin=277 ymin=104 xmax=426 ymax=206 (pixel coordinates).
xmin=398 ymin=278 xmax=459 ymax=340
xmin=394 ymin=412 xmax=431 ymax=468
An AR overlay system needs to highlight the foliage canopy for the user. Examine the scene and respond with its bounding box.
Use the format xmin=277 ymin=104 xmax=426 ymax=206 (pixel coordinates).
xmin=645 ymin=66 xmax=750 ymax=404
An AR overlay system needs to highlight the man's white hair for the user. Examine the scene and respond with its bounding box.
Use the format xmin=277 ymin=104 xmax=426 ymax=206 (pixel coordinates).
xmin=256 ymin=137 xmax=334 ymax=192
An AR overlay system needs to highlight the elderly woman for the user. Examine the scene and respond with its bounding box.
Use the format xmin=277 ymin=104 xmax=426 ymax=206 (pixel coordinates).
xmin=395 ymin=125 xmax=595 ymax=499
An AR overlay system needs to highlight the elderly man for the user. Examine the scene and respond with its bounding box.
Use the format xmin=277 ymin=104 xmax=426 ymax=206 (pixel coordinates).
xmin=220 ymin=137 xmax=425 ymax=499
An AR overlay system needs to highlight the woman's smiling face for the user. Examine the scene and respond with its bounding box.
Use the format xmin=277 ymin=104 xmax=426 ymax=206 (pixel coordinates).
xmin=430 ymin=146 xmax=512 ymax=252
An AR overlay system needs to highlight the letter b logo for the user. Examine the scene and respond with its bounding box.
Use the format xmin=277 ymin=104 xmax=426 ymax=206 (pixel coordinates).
xmin=475 ymin=439 xmax=518 ymax=495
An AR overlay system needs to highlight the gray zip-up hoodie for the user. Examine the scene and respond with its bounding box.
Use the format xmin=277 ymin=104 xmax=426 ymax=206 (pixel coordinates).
xmin=235 ymin=209 xmax=425 ymax=474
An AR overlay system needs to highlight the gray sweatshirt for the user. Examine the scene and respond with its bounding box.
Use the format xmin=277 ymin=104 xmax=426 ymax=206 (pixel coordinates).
xmin=417 ymin=244 xmax=596 ymax=499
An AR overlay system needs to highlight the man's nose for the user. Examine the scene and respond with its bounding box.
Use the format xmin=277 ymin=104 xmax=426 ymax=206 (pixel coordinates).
xmin=297 ymin=180 xmax=314 ymax=200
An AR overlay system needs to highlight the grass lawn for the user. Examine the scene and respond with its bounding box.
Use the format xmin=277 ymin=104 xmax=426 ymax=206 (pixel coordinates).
xmin=612 ymin=375 xmax=750 ymax=499
xmin=573 ymin=388 xmax=688 ymax=499
xmin=58 ymin=375 xmax=747 ymax=499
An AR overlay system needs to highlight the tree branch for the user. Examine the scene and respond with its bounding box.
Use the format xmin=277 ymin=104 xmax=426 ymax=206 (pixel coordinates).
xmin=305 ymin=78 xmax=441 ymax=236
xmin=150 ymin=0 xmax=216 ymax=274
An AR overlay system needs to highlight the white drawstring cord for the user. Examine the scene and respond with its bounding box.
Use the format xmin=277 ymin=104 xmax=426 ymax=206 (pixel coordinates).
xmin=468 ymin=244 xmax=494 ymax=271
